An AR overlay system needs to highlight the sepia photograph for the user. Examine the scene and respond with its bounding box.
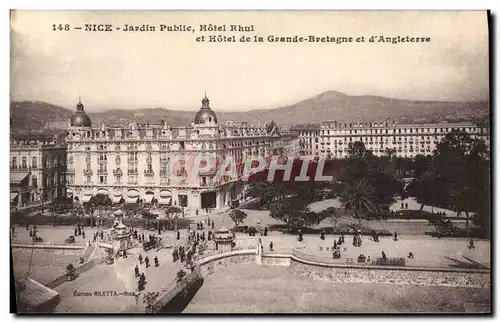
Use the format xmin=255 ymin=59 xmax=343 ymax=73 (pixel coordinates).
xmin=9 ymin=10 xmax=491 ymax=314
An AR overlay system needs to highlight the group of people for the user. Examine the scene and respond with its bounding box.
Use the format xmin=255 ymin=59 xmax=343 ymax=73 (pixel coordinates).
xmin=92 ymin=230 xmax=105 ymax=242
xmin=73 ymin=224 xmax=85 ymax=239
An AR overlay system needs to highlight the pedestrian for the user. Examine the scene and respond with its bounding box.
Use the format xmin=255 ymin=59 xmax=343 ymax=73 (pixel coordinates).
xmin=142 ymin=233 xmax=145 ymax=242
xmin=393 ymin=232 xmax=398 ymax=241
xmin=405 ymin=202 xmax=408 ymax=210
xmin=298 ymin=229 xmax=303 ymax=242
xmin=469 ymin=238 xmax=475 ymax=249
xmin=29 ymin=229 xmax=33 ymax=237
xmin=123 ymin=249 xmax=128 ymax=259
xmin=408 ymin=252 xmax=414 ymax=259
xmin=134 ymin=265 xmax=139 ymax=277
xmin=196 ymin=209 xmax=199 ymax=216
xmin=145 ymin=256 xmax=150 ymax=268
xmin=264 ymin=227 xmax=268 ymax=236
xmin=139 ymin=254 xmax=143 ymax=265
xmin=196 ymin=232 xmax=200 ymax=241
xmin=78 ymin=226 xmax=82 ymax=236
xmin=212 ymin=222 xmax=215 ymax=230
xmin=269 ymin=241 xmax=274 ymax=251
xmin=100 ymin=230 xmax=104 ymax=240
xmin=82 ymin=229 xmax=86 ymax=239
xmin=74 ymin=227 xmax=78 ymax=236
xmin=320 ymin=231 xmax=325 ymax=240
xmin=333 ymin=240 xmax=337 ymax=250
xmin=208 ymin=231 xmax=212 ymax=241
xmin=154 ymin=256 xmax=159 ymax=267
xmin=401 ymin=202 xmax=404 ymax=210
xmin=93 ymin=233 xmax=96 ymax=242
xmin=381 ymin=251 xmax=387 ymax=264
xmin=26 ymin=223 xmax=29 ymax=231
xmin=176 ymin=229 xmax=180 ymax=240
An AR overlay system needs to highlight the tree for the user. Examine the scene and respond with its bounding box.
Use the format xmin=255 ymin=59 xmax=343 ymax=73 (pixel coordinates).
xmin=229 ymin=209 xmax=248 ymax=228
xmin=452 ymin=186 xmax=474 ymax=237
xmin=162 ymin=206 xmax=182 ymax=230
xmin=339 ymin=179 xmax=378 ymax=228
xmin=269 ymin=197 xmax=326 ymax=229
xmin=321 ymin=206 xmax=342 ymax=231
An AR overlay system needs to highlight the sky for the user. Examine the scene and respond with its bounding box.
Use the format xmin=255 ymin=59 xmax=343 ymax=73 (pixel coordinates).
xmin=10 ymin=10 xmax=489 ymax=112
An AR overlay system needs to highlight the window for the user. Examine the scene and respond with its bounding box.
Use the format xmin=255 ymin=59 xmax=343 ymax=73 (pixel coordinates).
xmin=32 ymin=175 xmax=37 ymax=188
xmin=115 ymin=155 xmax=121 ymax=164
xmin=43 ymin=157 xmax=47 ymax=167
xmin=21 ymin=157 xmax=27 ymax=168
xmin=99 ymin=176 xmax=106 ymax=184
xmin=11 ymin=157 xmax=16 ymax=169
xmin=68 ymin=156 xmax=73 ymax=165
xmin=86 ymin=176 xmax=91 ymax=183
xmin=32 ymin=156 xmax=37 ymax=168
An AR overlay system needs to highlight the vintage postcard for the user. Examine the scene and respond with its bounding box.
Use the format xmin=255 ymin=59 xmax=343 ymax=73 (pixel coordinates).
xmin=10 ymin=10 xmax=491 ymax=314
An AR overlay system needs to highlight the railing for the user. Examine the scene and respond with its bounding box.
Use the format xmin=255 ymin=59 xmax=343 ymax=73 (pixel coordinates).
xmin=147 ymin=267 xmax=202 ymax=313
xmin=45 ymin=257 xmax=104 ymax=289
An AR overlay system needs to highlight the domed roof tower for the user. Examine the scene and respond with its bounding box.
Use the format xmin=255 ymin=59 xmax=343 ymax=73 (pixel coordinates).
xmin=194 ymin=94 xmax=218 ymax=125
xmin=70 ymin=97 xmax=92 ymax=128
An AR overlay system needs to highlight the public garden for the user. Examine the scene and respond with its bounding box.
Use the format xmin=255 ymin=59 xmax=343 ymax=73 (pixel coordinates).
xmin=11 ymin=130 xmax=491 ymax=312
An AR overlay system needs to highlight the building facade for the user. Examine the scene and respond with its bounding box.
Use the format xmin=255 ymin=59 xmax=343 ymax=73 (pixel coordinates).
xmin=10 ymin=141 xmax=67 ymax=208
xmin=298 ymin=119 xmax=490 ymax=159
xmin=65 ymin=96 xmax=288 ymax=211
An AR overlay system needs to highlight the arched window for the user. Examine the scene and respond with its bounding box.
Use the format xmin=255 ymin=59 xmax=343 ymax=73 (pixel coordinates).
xmin=21 ymin=157 xmax=27 ymax=169
xmin=32 ymin=175 xmax=38 ymax=188
xmin=32 ymin=156 xmax=37 ymax=168
xmin=11 ymin=157 xmax=16 ymax=169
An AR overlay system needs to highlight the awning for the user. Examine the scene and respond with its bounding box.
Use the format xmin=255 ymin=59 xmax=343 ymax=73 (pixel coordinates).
xmin=97 ymin=189 xmax=109 ymax=196
xmin=125 ymin=196 xmax=139 ymax=204
xmin=127 ymin=190 xmax=139 ymax=198
xmin=159 ymin=190 xmax=172 ymax=198
xmin=10 ymin=192 xmax=18 ymax=202
xmin=10 ymin=173 xmax=29 ymax=184
xmin=111 ymin=195 xmax=123 ymax=204
xmin=158 ymin=197 xmax=172 ymax=205
xmin=143 ymin=195 xmax=155 ymax=204
xmin=82 ymin=195 xmax=93 ymax=203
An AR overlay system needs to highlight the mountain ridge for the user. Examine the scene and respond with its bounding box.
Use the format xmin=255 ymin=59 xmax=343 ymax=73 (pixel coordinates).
xmin=10 ymin=91 xmax=489 ymax=133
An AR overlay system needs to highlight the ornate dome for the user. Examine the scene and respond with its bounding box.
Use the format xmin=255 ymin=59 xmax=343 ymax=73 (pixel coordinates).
xmin=194 ymin=95 xmax=218 ymax=124
xmin=70 ymin=98 xmax=92 ymax=127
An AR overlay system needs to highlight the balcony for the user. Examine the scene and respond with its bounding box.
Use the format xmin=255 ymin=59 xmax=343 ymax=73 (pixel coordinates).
xmin=113 ymin=168 xmax=123 ymax=176
xmin=83 ymin=169 xmax=93 ymax=176
xmin=160 ymin=170 xmax=169 ymax=176
xmin=97 ymin=168 xmax=108 ymax=175
xmin=128 ymin=169 xmax=138 ymax=175
xmin=144 ymin=169 xmax=154 ymax=177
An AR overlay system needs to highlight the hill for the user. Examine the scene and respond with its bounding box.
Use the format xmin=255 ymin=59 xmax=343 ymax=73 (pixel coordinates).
xmin=10 ymin=91 xmax=489 ymax=133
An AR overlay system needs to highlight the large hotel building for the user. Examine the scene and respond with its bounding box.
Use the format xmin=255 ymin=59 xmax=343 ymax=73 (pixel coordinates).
xmin=64 ymin=96 xmax=293 ymax=211
xmin=298 ymin=119 xmax=490 ymax=159
xmin=10 ymin=141 xmax=67 ymax=208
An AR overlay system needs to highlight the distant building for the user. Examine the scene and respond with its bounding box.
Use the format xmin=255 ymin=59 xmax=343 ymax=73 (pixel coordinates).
xmin=10 ymin=140 xmax=67 ymax=208
xmin=65 ymin=95 xmax=290 ymax=211
xmin=298 ymin=119 xmax=490 ymax=159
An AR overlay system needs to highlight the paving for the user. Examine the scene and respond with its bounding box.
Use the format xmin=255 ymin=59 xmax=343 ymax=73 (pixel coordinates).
xmin=53 ymin=246 xmax=185 ymax=313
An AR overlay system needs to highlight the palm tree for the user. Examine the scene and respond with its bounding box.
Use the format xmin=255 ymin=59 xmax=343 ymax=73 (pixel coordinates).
xmin=452 ymin=186 xmax=473 ymax=237
xmin=384 ymin=148 xmax=397 ymax=160
xmin=340 ymin=179 xmax=378 ymax=229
